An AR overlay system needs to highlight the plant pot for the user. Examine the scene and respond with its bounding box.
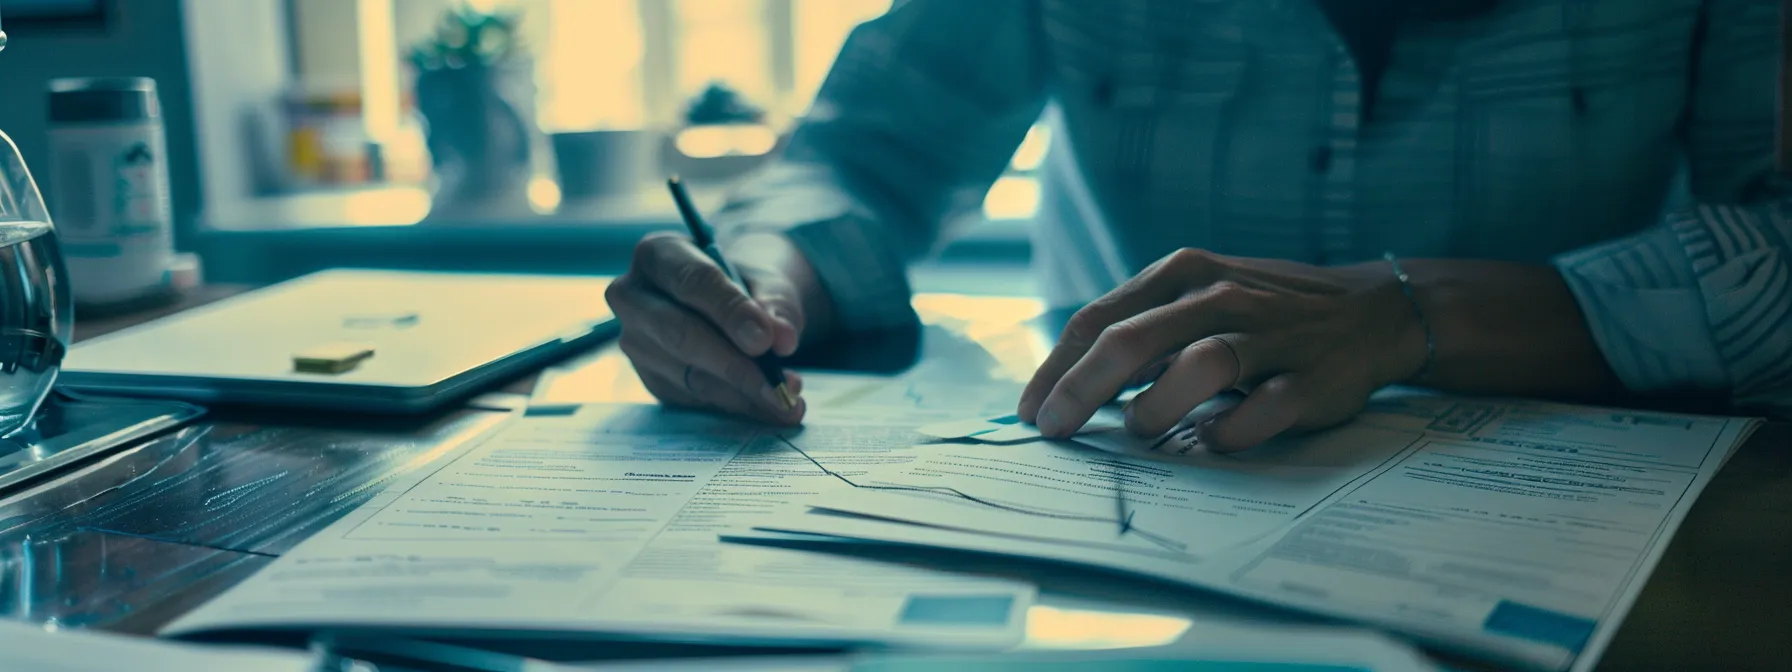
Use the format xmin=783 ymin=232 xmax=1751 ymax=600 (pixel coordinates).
xmin=552 ymin=129 xmax=658 ymax=201
xmin=413 ymin=61 xmax=550 ymax=216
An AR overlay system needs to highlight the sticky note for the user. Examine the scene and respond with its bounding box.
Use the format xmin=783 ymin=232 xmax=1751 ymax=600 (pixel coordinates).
xmin=292 ymin=342 xmax=375 ymax=374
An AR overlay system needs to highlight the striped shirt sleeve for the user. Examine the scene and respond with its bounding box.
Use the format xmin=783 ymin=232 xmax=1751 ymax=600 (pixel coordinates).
xmin=710 ymin=0 xmax=1048 ymax=333
xmin=1554 ymin=0 xmax=1792 ymax=417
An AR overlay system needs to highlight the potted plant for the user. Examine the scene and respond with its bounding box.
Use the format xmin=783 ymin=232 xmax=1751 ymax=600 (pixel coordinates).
xmin=664 ymin=81 xmax=780 ymax=183
xmin=409 ymin=3 xmax=553 ymax=217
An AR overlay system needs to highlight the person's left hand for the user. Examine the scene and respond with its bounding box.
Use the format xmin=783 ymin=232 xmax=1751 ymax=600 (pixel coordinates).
xmin=1018 ymin=248 xmax=1427 ymax=452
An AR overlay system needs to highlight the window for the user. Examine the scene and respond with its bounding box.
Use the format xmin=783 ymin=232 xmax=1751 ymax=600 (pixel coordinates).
xmin=460 ymin=0 xmax=890 ymax=131
xmin=533 ymin=0 xmax=647 ymax=130
xmin=290 ymin=0 xmax=1043 ymax=221
xmin=985 ymin=123 xmax=1049 ymax=221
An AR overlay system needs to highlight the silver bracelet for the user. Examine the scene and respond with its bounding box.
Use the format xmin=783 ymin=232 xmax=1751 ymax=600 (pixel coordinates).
xmin=1383 ymin=252 xmax=1435 ymax=381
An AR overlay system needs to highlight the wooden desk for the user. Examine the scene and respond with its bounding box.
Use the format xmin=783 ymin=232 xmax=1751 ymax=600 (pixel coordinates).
xmin=3 ymin=291 xmax=1787 ymax=670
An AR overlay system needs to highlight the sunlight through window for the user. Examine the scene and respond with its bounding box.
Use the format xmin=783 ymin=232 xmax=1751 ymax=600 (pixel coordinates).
xmin=539 ymin=0 xmax=645 ymax=131
xmin=675 ymin=0 xmax=774 ymax=111
xmin=1011 ymin=123 xmax=1051 ymax=172
xmin=983 ymin=176 xmax=1042 ymax=221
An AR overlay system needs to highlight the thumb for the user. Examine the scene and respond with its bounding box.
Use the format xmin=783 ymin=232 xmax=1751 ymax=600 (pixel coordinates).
xmin=744 ymin=268 xmax=805 ymax=357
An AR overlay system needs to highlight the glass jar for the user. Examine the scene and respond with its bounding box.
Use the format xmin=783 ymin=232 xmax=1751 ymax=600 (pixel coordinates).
xmin=0 ymin=129 xmax=75 ymax=437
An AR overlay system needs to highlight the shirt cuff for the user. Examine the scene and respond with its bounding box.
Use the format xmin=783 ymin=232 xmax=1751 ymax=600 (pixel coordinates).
xmin=778 ymin=213 xmax=920 ymax=333
xmin=1553 ymin=222 xmax=1731 ymax=396
xmin=710 ymin=173 xmax=919 ymax=334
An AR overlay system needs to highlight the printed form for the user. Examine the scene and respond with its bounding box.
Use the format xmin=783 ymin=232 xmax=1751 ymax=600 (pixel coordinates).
xmin=739 ymin=391 xmax=1758 ymax=672
xmin=162 ymin=405 xmax=1033 ymax=649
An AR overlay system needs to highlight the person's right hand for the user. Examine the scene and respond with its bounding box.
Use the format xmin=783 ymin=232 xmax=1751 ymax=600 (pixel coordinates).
xmin=604 ymin=232 xmax=828 ymax=425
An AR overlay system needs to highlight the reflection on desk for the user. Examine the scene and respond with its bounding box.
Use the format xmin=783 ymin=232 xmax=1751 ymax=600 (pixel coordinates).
xmin=0 ymin=410 xmax=508 ymax=634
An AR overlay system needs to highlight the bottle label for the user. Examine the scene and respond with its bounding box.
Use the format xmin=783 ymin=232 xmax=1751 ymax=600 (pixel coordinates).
xmin=48 ymin=122 xmax=175 ymax=303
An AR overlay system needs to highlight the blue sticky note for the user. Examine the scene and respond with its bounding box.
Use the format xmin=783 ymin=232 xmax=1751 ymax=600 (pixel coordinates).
xmin=1483 ymin=601 xmax=1597 ymax=651
xmin=897 ymin=595 xmax=1015 ymax=627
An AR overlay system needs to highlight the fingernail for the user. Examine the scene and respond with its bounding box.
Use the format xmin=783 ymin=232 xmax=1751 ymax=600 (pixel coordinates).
xmin=1037 ymin=406 xmax=1064 ymax=436
xmin=737 ymin=322 xmax=768 ymax=350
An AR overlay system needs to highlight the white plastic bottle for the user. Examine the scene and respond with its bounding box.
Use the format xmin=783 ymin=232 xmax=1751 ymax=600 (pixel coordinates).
xmin=46 ymin=77 xmax=177 ymax=308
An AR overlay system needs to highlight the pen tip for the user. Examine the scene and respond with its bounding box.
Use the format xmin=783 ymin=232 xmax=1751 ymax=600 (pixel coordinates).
xmin=776 ymin=384 xmax=797 ymax=410
xmin=668 ymin=174 xmax=681 ymax=186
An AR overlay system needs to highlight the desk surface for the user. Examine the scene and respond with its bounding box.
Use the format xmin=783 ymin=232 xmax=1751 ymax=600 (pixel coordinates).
xmin=3 ymin=289 xmax=1787 ymax=670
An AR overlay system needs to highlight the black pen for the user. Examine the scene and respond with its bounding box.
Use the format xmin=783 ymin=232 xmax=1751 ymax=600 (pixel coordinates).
xmin=666 ymin=175 xmax=795 ymax=409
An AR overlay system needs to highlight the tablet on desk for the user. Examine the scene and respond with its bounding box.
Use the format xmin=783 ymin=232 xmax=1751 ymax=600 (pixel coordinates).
xmin=61 ymin=269 xmax=618 ymax=413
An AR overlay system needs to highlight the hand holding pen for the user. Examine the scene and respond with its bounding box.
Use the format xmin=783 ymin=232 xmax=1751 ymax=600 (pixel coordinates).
xmin=602 ymin=176 xmax=812 ymax=424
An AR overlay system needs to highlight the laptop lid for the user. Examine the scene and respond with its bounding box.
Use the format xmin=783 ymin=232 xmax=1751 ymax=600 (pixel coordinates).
xmin=62 ymin=269 xmax=616 ymax=412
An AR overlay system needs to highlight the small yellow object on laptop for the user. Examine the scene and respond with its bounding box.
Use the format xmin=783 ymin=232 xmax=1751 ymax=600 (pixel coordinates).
xmin=292 ymin=342 xmax=375 ymax=374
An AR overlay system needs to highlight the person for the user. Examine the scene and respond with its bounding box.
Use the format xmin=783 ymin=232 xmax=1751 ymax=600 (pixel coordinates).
xmin=604 ymin=0 xmax=1791 ymax=452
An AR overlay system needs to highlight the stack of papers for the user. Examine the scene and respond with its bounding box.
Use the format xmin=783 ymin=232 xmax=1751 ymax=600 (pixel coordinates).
xmin=162 ymin=403 xmax=1035 ymax=649
xmin=731 ymin=390 xmax=1760 ymax=672
xmin=156 ymin=339 xmax=1759 ymax=672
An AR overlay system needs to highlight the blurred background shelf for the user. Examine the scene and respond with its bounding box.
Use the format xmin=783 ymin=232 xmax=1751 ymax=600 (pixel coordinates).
xmin=193 ymin=184 xmax=1036 ymax=291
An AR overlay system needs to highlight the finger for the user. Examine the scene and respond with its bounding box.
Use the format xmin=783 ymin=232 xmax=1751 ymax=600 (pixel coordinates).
xmin=1198 ymin=372 xmax=1311 ymax=453
xmin=613 ymin=297 xmax=794 ymax=417
xmin=1184 ymin=389 xmax=1246 ymax=427
xmin=1019 ymin=249 xmax=1230 ymax=420
xmin=633 ymin=233 xmax=779 ymax=355
xmin=611 ymin=285 xmax=771 ymax=396
xmin=629 ymin=327 xmax=808 ymax=423
xmin=1124 ymin=335 xmax=1256 ymax=438
xmin=682 ymin=365 xmax=805 ymax=426
xmin=638 ymin=365 xmax=800 ymax=425
xmin=630 ymin=334 xmax=802 ymax=425
xmin=620 ymin=334 xmax=701 ymax=407
xmin=612 ymin=293 xmax=690 ymax=400
xmin=1122 ymin=352 xmax=1176 ymax=390
xmin=635 ymin=365 xmax=701 ymax=407
xmin=741 ymin=267 xmax=804 ymax=357
xmin=1032 ymin=291 xmax=1254 ymax=437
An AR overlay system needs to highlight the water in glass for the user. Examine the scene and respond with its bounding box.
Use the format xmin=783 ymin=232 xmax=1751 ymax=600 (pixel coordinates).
xmin=0 ymin=131 xmax=74 ymax=438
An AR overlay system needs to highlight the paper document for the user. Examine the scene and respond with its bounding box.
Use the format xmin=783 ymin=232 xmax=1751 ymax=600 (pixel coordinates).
xmin=572 ymin=616 xmax=1441 ymax=672
xmin=801 ymin=370 xmax=1024 ymax=427
xmin=736 ymin=391 xmax=1759 ymax=672
xmin=163 ymin=405 xmax=1033 ymax=649
xmin=793 ymin=418 xmax=1418 ymax=561
xmin=0 ymin=621 xmax=312 ymax=672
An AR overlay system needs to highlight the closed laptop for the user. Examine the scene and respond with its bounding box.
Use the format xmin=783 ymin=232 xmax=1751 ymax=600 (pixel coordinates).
xmin=62 ymin=269 xmax=617 ymax=412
